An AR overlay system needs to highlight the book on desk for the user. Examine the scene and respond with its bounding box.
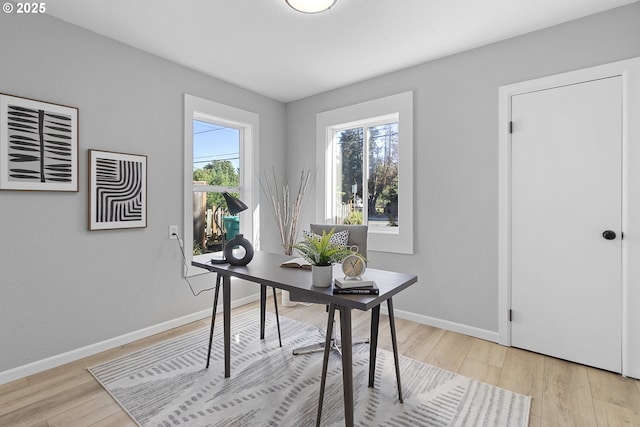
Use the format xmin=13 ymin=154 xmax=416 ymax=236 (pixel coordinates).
xmin=279 ymin=257 xmax=312 ymax=270
xmin=279 ymin=259 xmax=379 ymax=294
xmin=333 ymin=276 xmax=378 ymax=295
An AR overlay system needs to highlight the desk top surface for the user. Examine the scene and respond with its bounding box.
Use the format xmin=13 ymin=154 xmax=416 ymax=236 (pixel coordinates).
xmin=192 ymin=251 xmax=417 ymax=311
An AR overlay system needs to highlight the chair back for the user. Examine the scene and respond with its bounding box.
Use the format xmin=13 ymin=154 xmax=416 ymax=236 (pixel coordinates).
xmin=289 ymin=224 xmax=369 ymax=304
xmin=309 ymin=224 xmax=368 ymax=258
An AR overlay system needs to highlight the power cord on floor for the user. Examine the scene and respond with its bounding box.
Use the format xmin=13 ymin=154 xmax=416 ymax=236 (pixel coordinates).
xmin=172 ymin=232 xmax=216 ymax=296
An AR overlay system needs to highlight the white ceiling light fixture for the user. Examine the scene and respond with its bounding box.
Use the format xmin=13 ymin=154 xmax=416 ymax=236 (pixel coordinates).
xmin=286 ymin=0 xmax=337 ymax=14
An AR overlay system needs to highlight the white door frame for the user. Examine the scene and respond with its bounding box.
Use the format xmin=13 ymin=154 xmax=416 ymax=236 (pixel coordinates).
xmin=498 ymin=57 xmax=640 ymax=378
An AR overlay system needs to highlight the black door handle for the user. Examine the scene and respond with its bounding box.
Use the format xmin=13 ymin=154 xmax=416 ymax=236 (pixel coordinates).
xmin=602 ymin=230 xmax=616 ymax=240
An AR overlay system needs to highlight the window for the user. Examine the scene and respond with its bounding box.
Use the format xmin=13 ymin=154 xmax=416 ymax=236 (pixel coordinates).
xmin=184 ymin=95 xmax=258 ymax=272
xmin=192 ymin=119 xmax=241 ymax=255
xmin=316 ymin=92 xmax=413 ymax=254
xmin=332 ymin=119 xmax=399 ymax=231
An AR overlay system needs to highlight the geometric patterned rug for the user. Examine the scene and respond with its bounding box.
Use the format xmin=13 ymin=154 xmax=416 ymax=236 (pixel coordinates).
xmin=89 ymin=310 xmax=531 ymax=426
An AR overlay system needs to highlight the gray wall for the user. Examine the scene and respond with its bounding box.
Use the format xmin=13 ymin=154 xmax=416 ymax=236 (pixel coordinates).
xmin=285 ymin=2 xmax=640 ymax=332
xmin=0 ymin=13 xmax=286 ymax=373
xmin=2 ymin=2 xmax=639 ymax=376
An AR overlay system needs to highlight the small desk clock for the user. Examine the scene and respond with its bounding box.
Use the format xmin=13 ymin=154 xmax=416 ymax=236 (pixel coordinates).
xmin=341 ymin=246 xmax=366 ymax=280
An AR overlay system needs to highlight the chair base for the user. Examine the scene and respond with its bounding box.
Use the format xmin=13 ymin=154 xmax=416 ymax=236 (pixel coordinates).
xmin=292 ymin=321 xmax=369 ymax=356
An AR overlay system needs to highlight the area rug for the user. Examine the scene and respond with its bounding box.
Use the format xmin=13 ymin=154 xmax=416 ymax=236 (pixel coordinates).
xmin=89 ymin=310 xmax=530 ymax=426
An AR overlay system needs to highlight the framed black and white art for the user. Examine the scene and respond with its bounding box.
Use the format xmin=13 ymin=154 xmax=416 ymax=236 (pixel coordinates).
xmin=0 ymin=93 xmax=79 ymax=191
xmin=89 ymin=150 xmax=147 ymax=230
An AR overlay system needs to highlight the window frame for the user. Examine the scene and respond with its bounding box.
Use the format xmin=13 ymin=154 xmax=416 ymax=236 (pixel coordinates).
xmin=330 ymin=116 xmax=399 ymax=230
xmin=316 ymin=91 xmax=414 ymax=254
xmin=184 ymin=94 xmax=259 ymax=275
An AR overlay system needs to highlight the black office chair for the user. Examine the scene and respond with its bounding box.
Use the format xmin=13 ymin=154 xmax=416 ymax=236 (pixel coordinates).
xmin=290 ymin=224 xmax=368 ymax=356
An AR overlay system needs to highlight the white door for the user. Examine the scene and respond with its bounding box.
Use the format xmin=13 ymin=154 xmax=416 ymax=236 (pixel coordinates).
xmin=511 ymin=76 xmax=622 ymax=373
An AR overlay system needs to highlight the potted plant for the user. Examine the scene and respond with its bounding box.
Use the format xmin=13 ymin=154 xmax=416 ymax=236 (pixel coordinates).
xmin=292 ymin=228 xmax=357 ymax=287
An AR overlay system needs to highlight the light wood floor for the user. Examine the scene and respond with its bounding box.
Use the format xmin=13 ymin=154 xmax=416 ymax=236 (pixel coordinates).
xmin=1 ymin=297 xmax=639 ymax=426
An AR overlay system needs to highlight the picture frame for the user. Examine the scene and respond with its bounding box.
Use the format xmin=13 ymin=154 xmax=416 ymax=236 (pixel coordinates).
xmin=89 ymin=149 xmax=147 ymax=230
xmin=0 ymin=93 xmax=79 ymax=191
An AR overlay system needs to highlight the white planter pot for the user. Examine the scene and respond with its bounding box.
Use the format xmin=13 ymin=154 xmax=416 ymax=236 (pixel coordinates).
xmin=281 ymin=290 xmax=297 ymax=307
xmin=312 ymin=265 xmax=333 ymax=287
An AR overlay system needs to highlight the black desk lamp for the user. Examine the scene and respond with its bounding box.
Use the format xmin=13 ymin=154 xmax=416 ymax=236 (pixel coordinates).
xmin=211 ymin=192 xmax=248 ymax=264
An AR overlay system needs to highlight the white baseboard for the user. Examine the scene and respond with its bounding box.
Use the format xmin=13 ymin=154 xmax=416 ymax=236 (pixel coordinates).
xmin=383 ymin=306 xmax=500 ymax=343
xmin=1 ymin=293 xmax=499 ymax=385
xmin=0 ymin=293 xmax=260 ymax=385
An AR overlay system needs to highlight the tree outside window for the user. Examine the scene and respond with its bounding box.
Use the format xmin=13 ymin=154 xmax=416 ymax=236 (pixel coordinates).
xmin=334 ymin=122 xmax=399 ymax=230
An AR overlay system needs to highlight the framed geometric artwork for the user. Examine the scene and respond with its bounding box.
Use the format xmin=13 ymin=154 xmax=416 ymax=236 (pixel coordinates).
xmin=0 ymin=93 xmax=79 ymax=191
xmin=88 ymin=149 xmax=147 ymax=230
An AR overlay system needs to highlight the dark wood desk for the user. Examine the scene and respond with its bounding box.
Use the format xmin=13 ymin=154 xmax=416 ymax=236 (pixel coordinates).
xmin=192 ymin=251 xmax=418 ymax=427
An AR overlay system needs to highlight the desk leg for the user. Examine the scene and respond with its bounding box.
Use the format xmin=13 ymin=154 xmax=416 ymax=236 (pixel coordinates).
xmin=368 ymin=304 xmax=381 ymax=388
xmin=387 ymin=298 xmax=403 ymax=403
xmin=272 ymin=287 xmax=282 ymax=347
xmin=316 ymin=303 xmax=336 ymax=427
xmin=260 ymin=285 xmax=267 ymax=340
xmin=206 ymin=274 xmax=222 ymax=369
xmin=223 ymin=274 xmax=231 ymax=378
xmin=339 ymin=306 xmax=354 ymax=427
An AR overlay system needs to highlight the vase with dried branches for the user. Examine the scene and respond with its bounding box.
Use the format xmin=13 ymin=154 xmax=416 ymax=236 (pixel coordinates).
xmin=259 ymin=169 xmax=315 ymax=306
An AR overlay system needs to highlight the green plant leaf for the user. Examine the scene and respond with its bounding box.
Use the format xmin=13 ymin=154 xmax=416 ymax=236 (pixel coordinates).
xmin=291 ymin=228 xmax=356 ymax=266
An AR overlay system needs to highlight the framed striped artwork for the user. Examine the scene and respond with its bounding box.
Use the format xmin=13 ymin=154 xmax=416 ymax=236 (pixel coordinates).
xmin=89 ymin=149 xmax=147 ymax=230
xmin=0 ymin=93 xmax=78 ymax=191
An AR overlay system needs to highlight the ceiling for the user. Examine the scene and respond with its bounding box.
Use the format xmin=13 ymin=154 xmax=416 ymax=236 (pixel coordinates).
xmin=45 ymin=0 xmax=638 ymax=103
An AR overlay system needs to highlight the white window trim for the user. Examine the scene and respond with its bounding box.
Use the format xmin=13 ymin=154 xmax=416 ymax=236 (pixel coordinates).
xmin=316 ymin=91 xmax=414 ymax=254
xmin=184 ymin=94 xmax=259 ymax=275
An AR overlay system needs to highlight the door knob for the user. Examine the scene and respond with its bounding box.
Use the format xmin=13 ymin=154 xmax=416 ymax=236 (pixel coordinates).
xmin=602 ymin=230 xmax=616 ymax=240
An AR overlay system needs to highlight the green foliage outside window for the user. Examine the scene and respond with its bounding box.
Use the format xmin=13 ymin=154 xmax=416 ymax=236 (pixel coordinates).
xmin=338 ymin=124 xmax=398 ymax=226
xmin=193 ymin=160 xmax=240 ymax=210
xmin=339 ymin=128 xmax=364 ymax=205
xmin=343 ymin=210 xmax=363 ymax=225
